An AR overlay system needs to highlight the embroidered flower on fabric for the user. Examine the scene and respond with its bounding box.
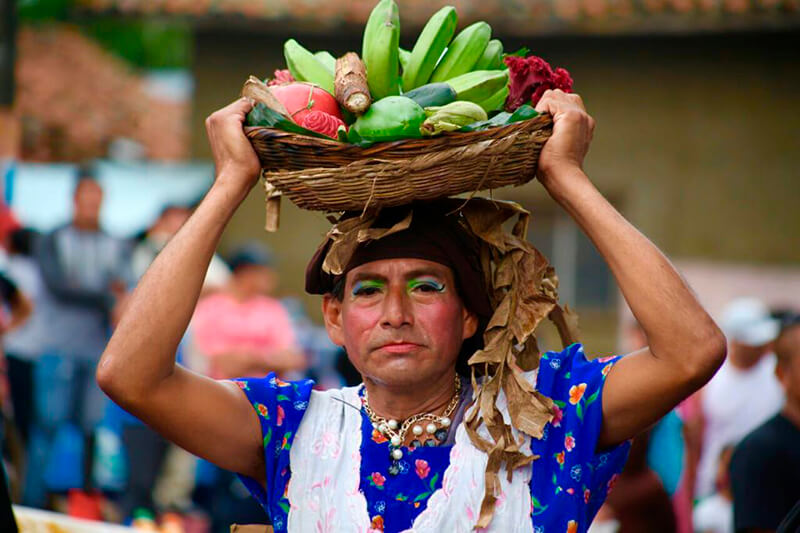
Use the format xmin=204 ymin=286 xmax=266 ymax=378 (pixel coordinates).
xmin=369 ymin=472 xmax=386 ymax=489
xmin=570 ymin=464 xmax=582 ymax=482
xmin=552 ymin=404 xmax=564 ymax=427
xmin=555 ymin=451 xmax=565 ymax=467
xmin=542 ymin=426 xmax=549 ymax=441
xmin=602 ymin=363 xmax=613 ymax=377
xmin=534 ymin=527 xmax=544 ymax=533
xmin=256 ymin=403 xmax=269 ymax=418
xmin=564 ymin=433 xmax=575 ymax=452
xmin=566 ymin=487 xmax=575 ymax=495
xmin=549 ymin=358 xmax=562 ymax=370
xmin=597 ymin=453 xmax=609 ymax=466
xmin=569 ymin=383 xmax=587 ymax=405
xmin=234 ymin=380 xmax=249 ymax=390
xmin=398 ymin=461 xmax=410 ymax=474
xmin=597 ymin=355 xmax=617 ymax=363
xmin=276 ymin=404 xmax=285 ymax=426
xmin=370 ymin=515 xmax=385 ymax=531
xmin=567 ymin=519 xmax=579 ymax=533
xmin=311 ymin=431 xmax=342 ymax=460
xmin=375 ymin=500 xmax=386 ymax=513
xmin=371 ymin=429 xmax=388 ymax=444
xmin=293 ymin=400 xmax=308 ymax=411
xmin=584 ymin=488 xmax=591 ymax=503
xmin=275 ymin=377 xmax=291 ymax=387
xmin=415 ymin=459 xmax=430 ymax=479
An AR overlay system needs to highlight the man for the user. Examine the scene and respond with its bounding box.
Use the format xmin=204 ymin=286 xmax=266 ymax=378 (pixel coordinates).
xmin=730 ymin=316 xmax=800 ymax=532
xmin=97 ymin=91 xmax=726 ymax=532
xmin=692 ymin=298 xmax=784 ymax=500
xmin=32 ymin=170 xmax=131 ymax=502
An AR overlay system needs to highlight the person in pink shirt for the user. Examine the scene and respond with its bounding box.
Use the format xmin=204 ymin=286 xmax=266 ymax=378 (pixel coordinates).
xmin=191 ymin=242 xmax=305 ymax=380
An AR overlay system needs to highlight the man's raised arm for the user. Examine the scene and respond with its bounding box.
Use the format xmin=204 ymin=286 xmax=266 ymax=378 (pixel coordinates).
xmin=534 ymin=90 xmax=727 ymax=449
xmin=96 ymin=99 xmax=267 ymax=482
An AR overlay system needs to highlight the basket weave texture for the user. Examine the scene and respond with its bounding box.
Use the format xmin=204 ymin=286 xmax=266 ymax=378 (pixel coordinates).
xmin=246 ymin=113 xmax=552 ymax=212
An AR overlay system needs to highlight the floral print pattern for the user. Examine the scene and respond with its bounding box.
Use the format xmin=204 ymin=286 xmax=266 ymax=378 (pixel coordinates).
xmin=233 ymin=343 xmax=630 ymax=533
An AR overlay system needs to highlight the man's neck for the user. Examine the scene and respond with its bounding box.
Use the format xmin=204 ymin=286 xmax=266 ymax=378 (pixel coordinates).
xmin=363 ymin=370 xmax=458 ymax=422
xmin=72 ymin=221 xmax=99 ymax=232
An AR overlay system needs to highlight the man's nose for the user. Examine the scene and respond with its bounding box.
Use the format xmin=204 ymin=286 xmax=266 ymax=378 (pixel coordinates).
xmin=380 ymin=284 xmax=413 ymax=328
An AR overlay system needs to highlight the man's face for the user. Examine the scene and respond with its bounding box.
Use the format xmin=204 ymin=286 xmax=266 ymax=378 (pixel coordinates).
xmin=73 ymin=180 xmax=103 ymax=229
xmin=234 ymin=264 xmax=277 ymax=297
xmin=322 ymin=258 xmax=478 ymax=388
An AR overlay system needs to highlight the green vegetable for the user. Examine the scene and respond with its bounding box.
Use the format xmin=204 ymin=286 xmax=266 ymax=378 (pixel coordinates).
xmin=403 ymin=83 xmax=457 ymax=108
xmin=458 ymin=103 xmax=538 ymax=132
xmin=246 ymin=103 xmax=331 ymax=140
xmin=351 ymin=96 xmax=426 ymax=142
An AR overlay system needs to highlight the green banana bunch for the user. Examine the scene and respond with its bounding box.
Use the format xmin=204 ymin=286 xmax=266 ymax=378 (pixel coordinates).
xmin=402 ymin=6 xmax=458 ymax=92
xmin=477 ymin=85 xmax=509 ymax=113
xmin=420 ymin=100 xmax=488 ymax=136
xmin=314 ymin=51 xmax=337 ymax=75
xmin=446 ymin=69 xmax=508 ymax=104
xmin=473 ymin=39 xmax=504 ymax=70
xmin=284 ymin=39 xmax=335 ymax=94
xmin=430 ymin=21 xmax=491 ymax=83
xmin=362 ymin=0 xmax=401 ymax=100
xmin=398 ymin=48 xmax=411 ymax=74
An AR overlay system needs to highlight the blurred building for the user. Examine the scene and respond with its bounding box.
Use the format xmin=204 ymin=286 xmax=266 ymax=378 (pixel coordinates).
xmin=11 ymin=0 xmax=800 ymax=352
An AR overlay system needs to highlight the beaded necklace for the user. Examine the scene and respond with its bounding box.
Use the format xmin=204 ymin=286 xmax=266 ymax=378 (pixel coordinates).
xmin=362 ymin=375 xmax=461 ymax=473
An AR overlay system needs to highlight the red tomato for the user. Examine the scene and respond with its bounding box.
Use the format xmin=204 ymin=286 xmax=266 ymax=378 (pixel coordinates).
xmin=269 ymin=82 xmax=342 ymax=124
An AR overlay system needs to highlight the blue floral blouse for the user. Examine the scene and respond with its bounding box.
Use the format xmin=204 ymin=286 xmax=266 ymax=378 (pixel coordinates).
xmin=233 ymin=343 xmax=630 ymax=532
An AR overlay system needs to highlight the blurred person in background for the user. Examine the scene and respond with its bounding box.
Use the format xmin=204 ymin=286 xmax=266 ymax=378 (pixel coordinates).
xmin=693 ymin=444 xmax=734 ymax=533
xmin=28 ymin=167 xmax=132 ymax=513
xmin=687 ymin=298 xmax=783 ymax=501
xmin=131 ymin=204 xmax=230 ymax=292
xmin=729 ymin=314 xmax=800 ymax=533
xmin=190 ymin=241 xmax=305 ymax=380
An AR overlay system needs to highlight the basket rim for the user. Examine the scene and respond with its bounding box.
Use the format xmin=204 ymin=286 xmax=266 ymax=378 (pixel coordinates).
xmin=244 ymin=112 xmax=552 ymax=153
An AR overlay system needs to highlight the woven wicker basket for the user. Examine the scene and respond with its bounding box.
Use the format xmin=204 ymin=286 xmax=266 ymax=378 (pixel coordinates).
xmin=246 ymin=113 xmax=552 ymax=213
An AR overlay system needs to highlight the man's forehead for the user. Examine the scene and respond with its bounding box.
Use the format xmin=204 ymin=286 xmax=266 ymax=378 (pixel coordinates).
xmin=346 ymin=258 xmax=454 ymax=281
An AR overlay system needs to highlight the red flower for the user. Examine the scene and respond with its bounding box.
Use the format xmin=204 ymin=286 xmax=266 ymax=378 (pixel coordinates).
xmin=370 ymin=472 xmax=386 ymax=487
xmin=371 ymin=429 xmax=388 ymax=444
xmin=503 ymin=55 xmax=574 ymax=111
xmin=276 ymin=405 xmax=285 ymax=426
xmin=566 ymin=487 xmax=575 ymax=495
xmin=555 ymin=451 xmax=565 ymax=465
xmin=551 ymin=405 xmax=563 ymax=427
xmin=567 ymin=520 xmax=578 ymax=533
xmin=564 ymin=434 xmax=576 ymax=452
xmin=267 ymin=69 xmax=295 ymax=86
xmin=584 ymin=488 xmax=591 ymax=503
xmin=415 ymin=459 xmax=430 ymax=479
xmin=256 ymin=403 xmax=269 ymax=418
xmin=370 ymin=515 xmax=384 ymax=531
xmin=302 ymin=110 xmax=346 ymax=139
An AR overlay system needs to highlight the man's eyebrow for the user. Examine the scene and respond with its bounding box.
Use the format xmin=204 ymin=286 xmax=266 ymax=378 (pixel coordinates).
xmin=404 ymin=267 xmax=449 ymax=281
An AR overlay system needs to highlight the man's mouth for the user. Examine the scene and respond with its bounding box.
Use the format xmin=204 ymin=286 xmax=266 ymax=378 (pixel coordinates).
xmin=377 ymin=342 xmax=422 ymax=354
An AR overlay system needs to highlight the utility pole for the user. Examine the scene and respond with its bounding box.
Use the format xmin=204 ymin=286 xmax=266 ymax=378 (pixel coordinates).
xmin=0 ymin=0 xmax=20 ymax=158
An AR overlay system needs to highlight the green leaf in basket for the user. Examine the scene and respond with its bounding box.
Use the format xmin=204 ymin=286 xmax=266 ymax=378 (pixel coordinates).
xmin=503 ymin=46 xmax=530 ymax=59
xmin=458 ymin=104 xmax=538 ymax=132
xmin=246 ymin=103 xmax=331 ymax=140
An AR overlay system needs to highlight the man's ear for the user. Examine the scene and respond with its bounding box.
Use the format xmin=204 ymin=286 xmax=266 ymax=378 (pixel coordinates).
xmin=462 ymin=307 xmax=479 ymax=340
xmin=322 ymin=294 xmax=345 ymax=347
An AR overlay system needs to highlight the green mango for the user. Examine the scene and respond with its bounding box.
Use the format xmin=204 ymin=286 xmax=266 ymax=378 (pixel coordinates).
xmin=351 ymin=96 xmax=426 ymax=142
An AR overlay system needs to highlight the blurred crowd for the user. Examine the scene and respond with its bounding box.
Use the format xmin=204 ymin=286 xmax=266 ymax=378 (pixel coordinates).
xmin=0 ymin=170 xmax=798 ymax=533
xmin=0 ymin=168 xmax=349 ymax=532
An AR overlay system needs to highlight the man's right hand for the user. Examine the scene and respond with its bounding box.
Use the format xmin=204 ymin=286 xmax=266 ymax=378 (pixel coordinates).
xmin=205 ymin=98 xmax=262 ymax=193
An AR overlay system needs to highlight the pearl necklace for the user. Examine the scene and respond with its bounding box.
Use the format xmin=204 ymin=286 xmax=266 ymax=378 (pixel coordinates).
xmin=362 ymin=375 xmax=461 ymax=472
